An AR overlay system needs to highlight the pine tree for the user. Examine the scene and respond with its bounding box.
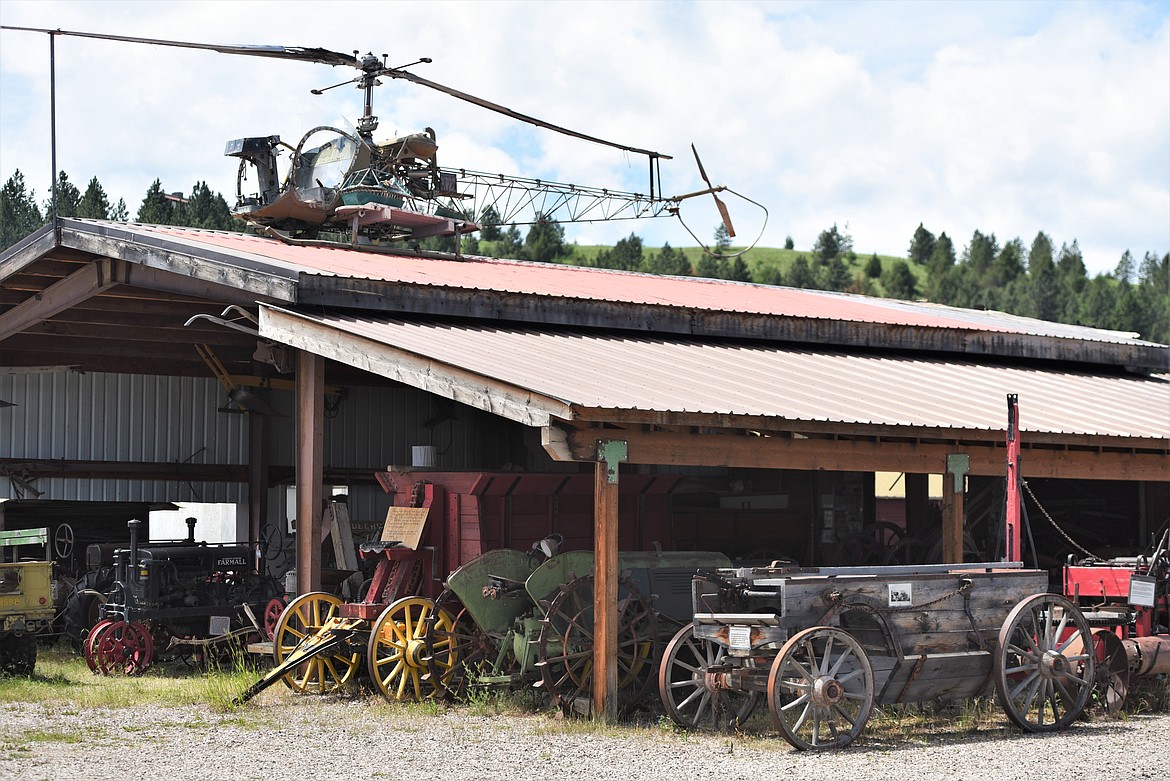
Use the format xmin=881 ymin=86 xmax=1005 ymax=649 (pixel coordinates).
xmin=1 ymin=170 xmax=45 ymax=249
xmin=864 ymin=253 xmax=882 ymax=278
xmin=783 ymin=235 xmax=794 ymax=250
xmin=77 ymin=176 xmax=111 ymax=219
xmin=881 ymin=260 xmax=918 ymax=299
xmin=603 ymin=233 xmax=643 ymax=271
xmin=642 ymin=242 xmax=690 ymax=276
xmin=136 ymin=179 xmax=174 ymax=225
xmin=908 ymin=223 xmax=935 ymax=266
xmin=478 ymin=205 xmax=502 ymax=241
xmin=521 ymin=216 xmax=570 ymax=263
xmin=713 ymin=223 xmax=731 ymax=254
xmin=45 ymin=171 xmax=82 ymax=218
xmin=785 ymin=255 xmax=815 ymax=288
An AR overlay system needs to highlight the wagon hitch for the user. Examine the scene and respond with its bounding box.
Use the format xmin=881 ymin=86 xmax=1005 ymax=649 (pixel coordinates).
xmin=232 ymin=622 xmax=354 ymax=705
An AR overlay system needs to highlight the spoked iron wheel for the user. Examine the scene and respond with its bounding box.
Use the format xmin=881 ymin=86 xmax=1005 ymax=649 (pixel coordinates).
xmin=262 ymin=597 xmax=286 ymax=641
xmin=93 ymin=620 xmax=155 ymax=675
xmin=368 ymin=596 xmax=454 ymax=701
xmin=995 ymin=593 xmax=1094 ymax=731
xmin=84 ymin=618 xmax=115 ymax=673
xmin=424 ymin=590 xmax=498 ymax=700
xmin=1087 ymin=630 xmax=1130 ymax=715
xmin=767 ymin=626 xmax=874 ymax=750
xmin=272 ymin=591 xmax=360 ymax=695
xmin=536 ymin=573 xmax=657 ymax=715
xmin=658 ymin=623 xmax=758 ymax=731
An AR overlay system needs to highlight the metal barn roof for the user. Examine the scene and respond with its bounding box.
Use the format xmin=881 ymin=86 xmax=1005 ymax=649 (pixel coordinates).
xmin=259 ymin=307 xmax=1170 ymax=441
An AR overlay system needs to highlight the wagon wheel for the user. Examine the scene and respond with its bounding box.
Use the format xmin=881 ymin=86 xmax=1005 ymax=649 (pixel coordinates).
xmin=423 ymin=590 xmax=498 ymax=700
xmin=994 ymin=593 xmax=1094 ymax=732
xmin=839 ymin=522 xmax=905 ymax=566
xmin=262 ymin=597 xmax=286 ymax=641
xmin=368 ymin=596 xmax=454 ymax=701
xmin=658 ymin=623 xmax=758 ymax=731
xmin=767 ymin=626 xmax=875 ymax=750
xmin=536 ymin=573 xmax=658 ymax=715
xmin=84 ymin=618 xmax=115 ymax=672
xmin=272 ymin=591 xmax=360 ymax=695
xmin=94 ymin=620 xmax=155 ymax=675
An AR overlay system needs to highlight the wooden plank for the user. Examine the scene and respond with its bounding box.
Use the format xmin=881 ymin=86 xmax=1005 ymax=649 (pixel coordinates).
xmin=942 ymin=469 xmax=964 ymax=564
xmin=295 ymin=349 xmax=324 ymax=596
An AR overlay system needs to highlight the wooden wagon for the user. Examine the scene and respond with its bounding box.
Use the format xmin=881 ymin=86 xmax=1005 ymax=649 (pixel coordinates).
xmin=658 ymin=560 xmax=1096 ymax=749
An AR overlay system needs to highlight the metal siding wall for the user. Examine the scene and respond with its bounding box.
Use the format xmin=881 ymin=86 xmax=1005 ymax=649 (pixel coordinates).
xmin=0 ymin=371 xmax=247 ymax=502
xmin=266 ymin=382 xmax=514 ymax=472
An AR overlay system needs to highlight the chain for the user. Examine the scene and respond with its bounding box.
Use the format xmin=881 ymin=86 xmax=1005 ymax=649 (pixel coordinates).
xmin=1021 ymin=479 xmax=1096 ymax=559
xmin=827 ymin=578 xmax=973 ymax=616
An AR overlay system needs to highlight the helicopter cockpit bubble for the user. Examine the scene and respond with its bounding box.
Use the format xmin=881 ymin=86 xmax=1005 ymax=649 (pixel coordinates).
xmin=291 ymin=127 xmax=368 ymax=205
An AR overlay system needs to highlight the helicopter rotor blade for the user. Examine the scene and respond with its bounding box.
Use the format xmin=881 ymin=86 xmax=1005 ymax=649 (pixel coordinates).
xmin=0 ymin=26 xmax=359 ymax=68
xmin=691 ymin=143 xmax=735 ymax=238
xmin=384 ymin=68 xmax=672 ymax=161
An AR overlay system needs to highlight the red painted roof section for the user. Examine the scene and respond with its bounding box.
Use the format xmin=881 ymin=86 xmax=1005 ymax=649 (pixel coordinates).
xmin=140 ymin=225 xmax=1149 ymax=344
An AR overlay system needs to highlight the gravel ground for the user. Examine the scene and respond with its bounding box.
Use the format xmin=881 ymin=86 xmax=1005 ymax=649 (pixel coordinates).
xmin=1 ymin=694 xmax=1167 ymax=781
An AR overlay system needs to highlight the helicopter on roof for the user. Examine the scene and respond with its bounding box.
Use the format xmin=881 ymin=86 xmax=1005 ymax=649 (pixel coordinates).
xmin=2 ymin=27 xmax=765 ymax=253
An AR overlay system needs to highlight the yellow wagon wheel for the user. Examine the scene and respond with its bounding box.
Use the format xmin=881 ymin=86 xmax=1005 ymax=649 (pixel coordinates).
xmin=272 ymin=591 xmax=360 ymax=695
xmin=368 ymin=596 xmax=456 ymax=701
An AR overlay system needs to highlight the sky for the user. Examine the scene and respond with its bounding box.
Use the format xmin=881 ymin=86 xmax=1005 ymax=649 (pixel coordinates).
xmin=1 ymin=0 xmax=1167 ymax=276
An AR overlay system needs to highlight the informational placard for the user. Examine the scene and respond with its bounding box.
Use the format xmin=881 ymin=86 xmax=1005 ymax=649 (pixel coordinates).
xmin=381 ymin=507 xmax=430 ymax=550
xmin=1129 ymin=574 xmax=1157 ymax=608
xmin=888 ymin=583 xmax=912 ymax=608
xmin=728 ymin=626 xmax=752 ymax=650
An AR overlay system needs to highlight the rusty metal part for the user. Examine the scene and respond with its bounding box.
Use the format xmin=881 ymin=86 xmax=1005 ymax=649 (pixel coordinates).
xmin=423 ymin=589 xmax=499 ymax=700
xmin=1123 ymin=635 xmax=1170 ymax=676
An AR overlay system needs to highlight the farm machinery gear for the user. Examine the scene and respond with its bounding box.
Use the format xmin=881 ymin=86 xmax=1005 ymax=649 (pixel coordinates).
xmin=86 ymin=518 xmax=284 ymax=674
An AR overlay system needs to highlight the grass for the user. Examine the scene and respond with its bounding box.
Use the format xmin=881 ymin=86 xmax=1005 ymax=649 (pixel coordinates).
xmin=4 ymin=644 xmax=1167 ymax=754
xmin=0 ymin=644 xmax=266 ymax=712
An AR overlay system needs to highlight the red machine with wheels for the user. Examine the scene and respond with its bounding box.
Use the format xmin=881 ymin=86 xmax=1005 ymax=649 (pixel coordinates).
xmin=1063 ymin=526 xmax=1170 ymax=712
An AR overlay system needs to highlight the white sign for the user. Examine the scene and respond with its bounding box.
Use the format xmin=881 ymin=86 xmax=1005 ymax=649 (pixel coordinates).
xmin=888 ymin=583 xmax=913 ymax=607
xmin=1129 ymin=575 xmax=1157 ymax=608
xmin=728 ymin=626 xmax=752 ymax=650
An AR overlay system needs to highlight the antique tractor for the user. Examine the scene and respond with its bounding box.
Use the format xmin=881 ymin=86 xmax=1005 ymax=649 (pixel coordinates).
xmin=85 ymin=519 xmax=284 ymax=674
xmin=0 ymin=528 xmax=55 ymax=676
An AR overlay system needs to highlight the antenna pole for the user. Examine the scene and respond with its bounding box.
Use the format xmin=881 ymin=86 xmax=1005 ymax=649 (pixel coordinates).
xmin=49 ymin=30 xmax=58 ymax=231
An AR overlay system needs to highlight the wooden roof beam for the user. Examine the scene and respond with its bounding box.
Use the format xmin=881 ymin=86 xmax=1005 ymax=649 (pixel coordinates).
xmin=0 ymin=257 xmax=129 ymax=342
xmin=552 ymin=424 xmax=1169 ymax=482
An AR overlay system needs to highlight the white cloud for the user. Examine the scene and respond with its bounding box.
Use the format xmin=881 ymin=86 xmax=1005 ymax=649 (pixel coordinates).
xmin=1 ymin=0 xmax=1165 ymax=274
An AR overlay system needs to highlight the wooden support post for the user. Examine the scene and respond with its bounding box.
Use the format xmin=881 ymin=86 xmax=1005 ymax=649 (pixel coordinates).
xmin=943 ymin=454 xmax=969 ymax=564
xmin=593 ymin=440 xmax=625 ymax=721
xmin=295 ymin=350 xmax=324 ymax=595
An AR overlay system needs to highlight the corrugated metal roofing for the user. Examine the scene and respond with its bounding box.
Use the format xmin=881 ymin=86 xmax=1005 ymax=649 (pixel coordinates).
xmin=86 ymin=221 xmax=1157 ymax=348
xmin=262 ymin=308 xmax=1170 ymax=441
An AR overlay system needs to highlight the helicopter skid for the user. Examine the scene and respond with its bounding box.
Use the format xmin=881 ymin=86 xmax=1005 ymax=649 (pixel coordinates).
xmin=333 ymin=203 xmax=479 ymax=240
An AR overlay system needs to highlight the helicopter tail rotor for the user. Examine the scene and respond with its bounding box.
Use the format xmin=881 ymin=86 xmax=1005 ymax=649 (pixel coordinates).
xmin=691 ymin=143 xmax=735 ymax=238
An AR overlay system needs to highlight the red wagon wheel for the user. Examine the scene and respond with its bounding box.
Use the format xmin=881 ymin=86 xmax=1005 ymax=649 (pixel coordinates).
xmin=263 ymin=597 xmax=286 ymax=641
xmin=84 ymin=619 xmax=115 ymax=673
xmin=94 ymin=620 xmax=155 ymax=675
